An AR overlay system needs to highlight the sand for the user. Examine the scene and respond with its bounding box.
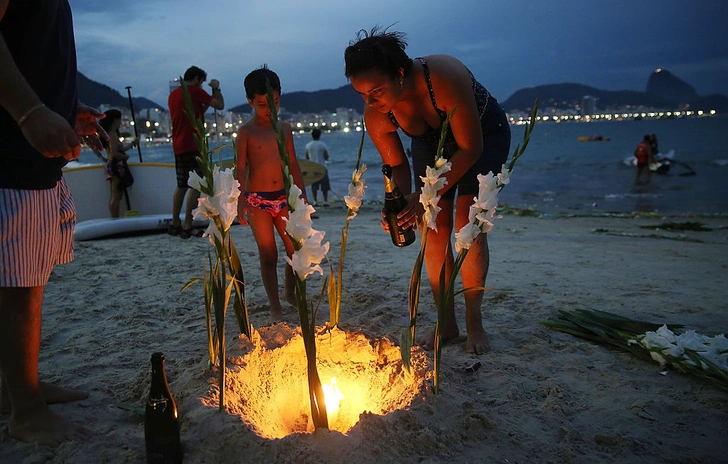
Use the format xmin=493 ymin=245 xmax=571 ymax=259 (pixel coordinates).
xmin=1 ymin=204 xmax=727 ymax=463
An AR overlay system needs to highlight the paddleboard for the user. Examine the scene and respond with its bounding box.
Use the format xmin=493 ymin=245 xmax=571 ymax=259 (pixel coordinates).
xmin=63 ymin=162 xmax=178 ymax=222
xmin=74 ymin=214 xmax=208 ymax=241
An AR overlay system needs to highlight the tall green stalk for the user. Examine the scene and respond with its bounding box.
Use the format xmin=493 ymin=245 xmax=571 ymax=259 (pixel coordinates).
xmin=327 ymin=127 xmax=366 ymax=329
xmin=264 ymin=80 xmax=328 ymax=429
xmin=400 ymin=107 xmax=456 ymax=373
xmin=179 ymin=78 xmax=250 ymax=411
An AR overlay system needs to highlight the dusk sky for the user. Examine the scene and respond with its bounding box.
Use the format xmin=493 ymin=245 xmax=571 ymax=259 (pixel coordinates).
xmin=68 ymin=0 xmax=727 ymax=109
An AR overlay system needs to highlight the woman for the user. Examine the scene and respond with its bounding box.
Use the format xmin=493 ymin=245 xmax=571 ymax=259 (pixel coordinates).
xmin=99 ymin=109 xmax=135 ymax=218
xmin=344 ymin=27 xmax=511 ymax=354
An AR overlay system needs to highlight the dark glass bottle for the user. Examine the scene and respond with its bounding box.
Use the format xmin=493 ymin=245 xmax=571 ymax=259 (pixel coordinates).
xmin=145 ymin=352 xmax=182 ymax=464
xmin=382 ymin=164 xmax=416 ymax=247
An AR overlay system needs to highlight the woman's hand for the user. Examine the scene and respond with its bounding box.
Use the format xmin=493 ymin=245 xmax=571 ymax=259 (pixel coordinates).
xmin=380 ymin=192 xmax=421 ymax=232
xmin=400 ymin=192 xmax=423 ymax=230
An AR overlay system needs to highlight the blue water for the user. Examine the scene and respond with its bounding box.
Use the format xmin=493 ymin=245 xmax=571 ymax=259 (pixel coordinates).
xmin=74 ymin=116 xmax=728 ymax=216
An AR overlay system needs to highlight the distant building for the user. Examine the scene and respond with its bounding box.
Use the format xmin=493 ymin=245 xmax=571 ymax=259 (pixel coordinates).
xmin=581 ymin=95 xmax=597 ymax=116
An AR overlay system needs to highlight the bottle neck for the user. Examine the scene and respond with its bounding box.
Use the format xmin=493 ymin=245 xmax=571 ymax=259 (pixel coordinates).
xmin=383 ymin=174 xmax=396 ymax=194
xmin=150 ymin=360 xmax=170 ymax=398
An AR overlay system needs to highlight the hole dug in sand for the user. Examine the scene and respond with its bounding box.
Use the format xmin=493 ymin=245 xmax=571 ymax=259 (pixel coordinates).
xmin=222 ymin=324 xmax=428 ymax=439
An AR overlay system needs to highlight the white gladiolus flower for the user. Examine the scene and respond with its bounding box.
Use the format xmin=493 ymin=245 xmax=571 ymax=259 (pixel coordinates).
xmin=344 ymin=165 xmax=367 ymax=217
xmin=187 ymin=169 xmax=208 ymax=192
xmin=649 ymin=351 xmax=668 ymax=367
xmin=419 ymin=161 xmax=451 ymax=232
xmin=633 ymin=325 xmax=728 ymax=373
xmin=285 ymin=202 xmax=316 ymax=242
xmin=497 ymin=165 xmax=511 ymax=187
xmin=454 ymin=170 xmax=505 ymax=253
xmin=192 ymin=166 xmax=240 ymax=245
xmin=454 ymin=222 xmax=480 ymax=251
xmin=285 ymin=229 xmax=330 ymax=279
xmin=280 ymin=181 xmax=329 ymax=281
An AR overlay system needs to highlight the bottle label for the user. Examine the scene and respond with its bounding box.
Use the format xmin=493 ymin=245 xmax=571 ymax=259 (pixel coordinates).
xmin=149 ymin=398 xmax=169 ymax=412
xmin=146 ymin=442 xmax=181 ymax=464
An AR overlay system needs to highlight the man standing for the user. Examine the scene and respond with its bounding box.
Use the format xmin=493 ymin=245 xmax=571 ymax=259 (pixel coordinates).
xmin=305 ymin=128 xmax=330 ymax=206
xmin=167 ymin=66 xmax=224 ymax=238
xmin=0 ymin=0 xmax=106 ymax=446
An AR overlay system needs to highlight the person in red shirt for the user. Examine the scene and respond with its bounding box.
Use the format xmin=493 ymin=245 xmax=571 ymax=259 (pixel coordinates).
xmin=634 ymin=134 xmax=654 ymax=185
xmin=167 ymin=66 xmax=224 ymax=238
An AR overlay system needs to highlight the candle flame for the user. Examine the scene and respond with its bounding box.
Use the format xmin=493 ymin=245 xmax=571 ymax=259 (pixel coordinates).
xmin=322 ymin=377 xmax=344 ymax=414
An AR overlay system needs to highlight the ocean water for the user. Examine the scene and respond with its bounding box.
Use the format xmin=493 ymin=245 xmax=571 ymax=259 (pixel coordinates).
xmin=74 ymin=115 xmax=728 ymax=216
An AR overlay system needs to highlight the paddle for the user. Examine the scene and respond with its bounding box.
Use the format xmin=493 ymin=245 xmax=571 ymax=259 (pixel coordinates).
xmin=125 ymin=86 xmax=144 ymax=163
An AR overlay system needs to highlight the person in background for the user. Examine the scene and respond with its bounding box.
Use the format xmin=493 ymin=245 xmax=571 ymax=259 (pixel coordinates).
xmin=167 ymin=65 xmax=224 ymax=238
xmin=344 ymin=27 xmax=511 ymax=354
xmin=0 ymin=0 xmax=107 ymax=446
xmin=634 ymin=134 xmax=654 ymax=185
xmin=235 ymin=66 xmax=309 ymax=322
xmin=305 ymin=128 xmax=330 ymax=206
xmin=99 ymin=109 xmax=136 ymax=218
xmin=649 ymin=133 xmax=659 ymax=157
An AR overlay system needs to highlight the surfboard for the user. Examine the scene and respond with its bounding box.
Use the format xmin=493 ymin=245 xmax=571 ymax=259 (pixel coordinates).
xmin=216 ymin=158 xmax=326 ymax=186
xmin=73 ymin=214 xmax=208 ymax=241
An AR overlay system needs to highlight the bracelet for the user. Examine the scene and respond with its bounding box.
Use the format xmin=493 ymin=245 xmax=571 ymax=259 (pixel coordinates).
xmin=212 ymin=87 xmax=221 ymax=93
xmin=17 ymin=103 xmax=46 ymax=127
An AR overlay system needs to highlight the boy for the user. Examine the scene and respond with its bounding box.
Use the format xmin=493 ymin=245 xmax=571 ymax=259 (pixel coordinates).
xmin=236 ymin=66 xmax=309 ymax=321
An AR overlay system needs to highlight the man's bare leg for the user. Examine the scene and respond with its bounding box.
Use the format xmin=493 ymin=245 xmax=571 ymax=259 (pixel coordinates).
xmin=184 ymin=188 xmax=201 ymax=231
xmin=0 ymin=286 xmax=89 ymax=446
xmin=171 ymin=186 xmax=187 ymax=228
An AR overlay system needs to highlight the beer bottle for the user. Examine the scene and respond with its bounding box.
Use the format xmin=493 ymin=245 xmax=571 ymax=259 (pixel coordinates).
xmin=382 ymin=164 xmax=416 ymax=247
xmin=145 ymin=352 xmax=182 ymax=464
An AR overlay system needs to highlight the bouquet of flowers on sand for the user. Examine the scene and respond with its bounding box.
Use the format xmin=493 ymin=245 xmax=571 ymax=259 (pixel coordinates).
xmin=542 ymin=309 xmax=728 ymax=392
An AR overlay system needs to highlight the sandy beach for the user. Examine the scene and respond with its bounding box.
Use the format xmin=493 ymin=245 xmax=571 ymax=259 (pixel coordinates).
xmin=1 ymin=204 xmax=727 ymax=463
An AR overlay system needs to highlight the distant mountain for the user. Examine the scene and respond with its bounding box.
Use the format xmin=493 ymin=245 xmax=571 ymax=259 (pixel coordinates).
xmin=78 ymin=73 xmax=164 ymax=111
xmin=229 ymin=85 xmax=364 ymax=115
xmin=500 ymin=83 xmax=676 ymax=111
xmin=646 ymin=69 xmax=698 ymax=102
xmin=501 ymin=69 xmax=727 ymax=113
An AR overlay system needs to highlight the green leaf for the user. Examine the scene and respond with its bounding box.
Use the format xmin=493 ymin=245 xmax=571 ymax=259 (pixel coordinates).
xmin=327 ymin=264 xmax=339 ymax=328
xmin=399 ymin=328 xmax=413 ymax=373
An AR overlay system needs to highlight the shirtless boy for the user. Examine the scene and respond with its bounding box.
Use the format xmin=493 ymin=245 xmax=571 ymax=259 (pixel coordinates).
xmin=236 ymin=66 xmax=309 ymax=321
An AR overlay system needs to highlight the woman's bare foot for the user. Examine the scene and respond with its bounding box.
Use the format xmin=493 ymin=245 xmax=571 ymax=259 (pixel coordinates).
xmin=465 ymin=326 xmax=491 ymax=354
xmin=1 ymin=381 xmax=88 ymax=414
xmin=9 ymin=406 xmax=91 ymax=447
xmin=416 ymin=324 xmax=460 ymax=351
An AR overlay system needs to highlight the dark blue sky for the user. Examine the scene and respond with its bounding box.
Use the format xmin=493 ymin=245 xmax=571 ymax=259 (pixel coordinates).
xmin=69 ymin=0 xmax=728 ymax=109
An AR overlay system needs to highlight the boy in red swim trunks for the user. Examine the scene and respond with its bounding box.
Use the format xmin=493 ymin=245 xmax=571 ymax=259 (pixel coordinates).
xmin=235 ymin=66 xmax=310 ymax=321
